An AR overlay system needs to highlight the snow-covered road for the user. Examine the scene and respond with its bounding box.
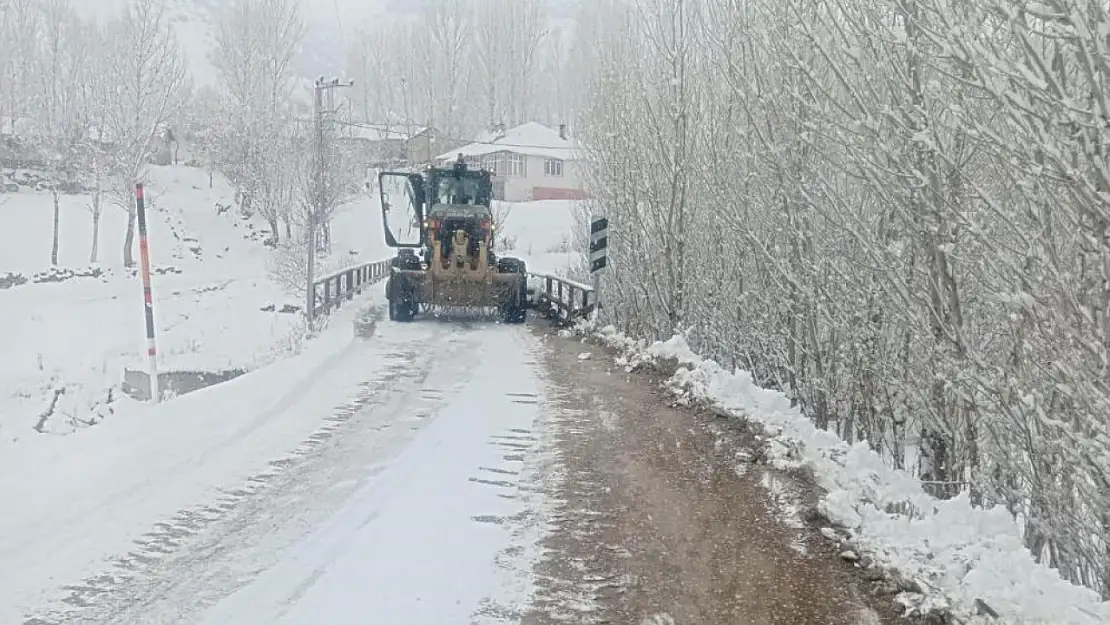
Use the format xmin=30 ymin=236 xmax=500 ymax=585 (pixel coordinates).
xmin=197 ymin=321 xmax=550 ymax=625
xmin=15 ymin=317 xmax=553 ymax=625
xmin=8 ymin=301 xmax=919 ymax=625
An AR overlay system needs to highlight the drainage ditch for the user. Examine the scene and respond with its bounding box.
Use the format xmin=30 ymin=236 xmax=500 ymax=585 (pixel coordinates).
xmin=121 ymin=368 xmax=248 ymax=402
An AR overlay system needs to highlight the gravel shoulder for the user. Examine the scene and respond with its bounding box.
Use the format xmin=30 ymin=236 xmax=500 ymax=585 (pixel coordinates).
xmin=525 ymin=329 xmax=910 ymax=625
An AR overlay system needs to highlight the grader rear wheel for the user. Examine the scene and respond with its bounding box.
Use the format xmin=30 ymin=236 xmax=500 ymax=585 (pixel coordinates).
xmin=497 ymin=257 xmax=528 ymax=324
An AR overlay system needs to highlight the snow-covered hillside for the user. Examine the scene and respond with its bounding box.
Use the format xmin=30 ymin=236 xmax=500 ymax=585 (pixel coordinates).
xmin=495 ymin=199 xmax=583 ymax=276
xmin=72 ymin=0 xmax=217 ymax=87
xmin=0 ymin=165 xmax=386 ymax=442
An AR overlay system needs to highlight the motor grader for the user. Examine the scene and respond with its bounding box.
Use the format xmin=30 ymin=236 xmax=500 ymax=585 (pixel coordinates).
xmin=378 ymin=156 xmax=528 ymax=323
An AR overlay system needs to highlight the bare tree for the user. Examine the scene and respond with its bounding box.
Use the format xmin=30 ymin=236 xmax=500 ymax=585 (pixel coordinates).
xmin=531 ymin=26 xmax=572 ymax=125
xmin=81 ymin=18 xmax=111 ymax=264
xmin=32 ymin=0 xmax=89 ymax=266
xmin=0 ymin=0 xmax=39 ymax=130
xmin=341 ymin=0 xmax=575 ymax=144
xmin=575 ymin=0 xmax=1110 ymax=600
xmin=265 ymin=166 xmax=312 ymax=297
xmin=101 ymin=0 xmax=189 ymax=267
xmin=346 ymin=29 xmax=375 ymax=124
xmin=421 ymin=0 xmax=470 ymax=139
xmin=87 ymin=129 xmax=107 ymax=262
xmin=183 ymin=84 xmax=224 ymax=187
xmin=345 ymin=25 xmax=410 ymax=129
xmin=266 ymin=112 xmax=359 ymax=297
xmin=471 ymin=0 xmax=546 ymax=127
xmin=211 ymin=0 xmax=302 ymax=115
xmin=210 ymin=0 xmax=304 ymax=243
xmin=254 ymin=131 xmax=298 ymax=246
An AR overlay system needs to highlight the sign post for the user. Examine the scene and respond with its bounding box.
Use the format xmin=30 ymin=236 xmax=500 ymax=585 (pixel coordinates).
xmin=135 ymin=183 xmax=160 ymax=403
xmin=589 ymin=216 xmax=609 ymax=316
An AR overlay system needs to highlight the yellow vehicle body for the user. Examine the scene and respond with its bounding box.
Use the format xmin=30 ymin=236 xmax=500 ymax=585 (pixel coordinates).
xmin=393 ymin=226 xmax=522 ymax=309
xmin=379 ymin=161 xmax=528 ymax=323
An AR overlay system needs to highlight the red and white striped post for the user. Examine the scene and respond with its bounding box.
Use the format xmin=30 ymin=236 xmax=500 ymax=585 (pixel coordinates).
xmin=135 ymin=183 xmax=160 ymax=403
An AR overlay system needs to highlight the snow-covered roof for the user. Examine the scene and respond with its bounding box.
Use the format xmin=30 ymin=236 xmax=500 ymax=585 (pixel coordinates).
xmin=437 ymin=122 xmax=580 ymax=161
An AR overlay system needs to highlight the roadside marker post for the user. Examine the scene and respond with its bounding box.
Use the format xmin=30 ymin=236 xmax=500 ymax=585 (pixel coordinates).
xmin=135 ymin=183 xmax=160 ymax=403
xmin=590 ymin=216 xmax=608 ymax=315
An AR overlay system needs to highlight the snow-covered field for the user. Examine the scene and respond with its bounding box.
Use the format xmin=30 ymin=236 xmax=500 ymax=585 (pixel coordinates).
xmin=0 ymin=165 xmax=386 ymax=440
xmin=582 ymin=325 xmax=1110 ymax=625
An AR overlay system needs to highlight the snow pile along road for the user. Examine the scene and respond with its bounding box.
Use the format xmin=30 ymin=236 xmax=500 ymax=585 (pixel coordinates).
xmin=581 ymin=323 xmax=1110 ymax=625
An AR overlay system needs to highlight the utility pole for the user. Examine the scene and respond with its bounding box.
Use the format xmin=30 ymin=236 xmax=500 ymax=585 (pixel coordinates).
xmin=305 ymin=76 xmax=353 ymax=325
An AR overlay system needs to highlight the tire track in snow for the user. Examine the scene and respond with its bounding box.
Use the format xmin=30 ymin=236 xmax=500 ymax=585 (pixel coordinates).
xmin=189 ymin=323 xmax=548 ymax=625
xmin=516 ymin=389 xmax=628 ymax=625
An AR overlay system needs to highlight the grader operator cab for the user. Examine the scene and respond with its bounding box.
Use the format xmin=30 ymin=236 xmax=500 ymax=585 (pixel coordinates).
xmin=379 ymin=156 xmax=528 ymax=323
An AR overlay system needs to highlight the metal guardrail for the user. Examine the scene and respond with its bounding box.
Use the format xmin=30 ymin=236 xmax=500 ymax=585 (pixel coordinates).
xmin=529 ymin=272 xmax=596 ymax=323
xmin=311 ymin=258 xmax=392 ymax=319
xmin=309 ymin=262 xmax=595 ymax=324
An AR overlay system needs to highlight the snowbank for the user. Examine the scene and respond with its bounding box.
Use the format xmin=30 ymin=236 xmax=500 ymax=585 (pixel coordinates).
xmin=580 ymin=324 xmax=1110 ymax=625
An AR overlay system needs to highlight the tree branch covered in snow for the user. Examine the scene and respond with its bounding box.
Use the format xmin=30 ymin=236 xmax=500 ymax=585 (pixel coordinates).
xmin=265 ymin=116 xmax=360 ymax=298
xmin=209 ymin=0 xmax=304 ymax=245
xmin=100 ymin=0 xmax=189 ymax=266
xmin=576 ymin=0 xmax=1110 ymax=601
xmin=0 ymin=0 xmax=188 ymax=267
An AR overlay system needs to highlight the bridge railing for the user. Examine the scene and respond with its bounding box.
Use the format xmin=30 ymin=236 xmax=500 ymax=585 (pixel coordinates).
xmin=310 ymin=258 xmax=392 ymax=320
xmin=529 ymin=272 xmax=595 ymax=323
xmin=309 ymin=261 xmax=595 ymax=324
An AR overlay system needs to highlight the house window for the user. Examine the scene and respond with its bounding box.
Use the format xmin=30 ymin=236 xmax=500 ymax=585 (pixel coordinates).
xmin=544 ymin=158 xmax=564 ymax=177
xmin=507 ymin=153 xmax=526 ymax=177
xmin=482 ymin=153 xmax=504 ymax=176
